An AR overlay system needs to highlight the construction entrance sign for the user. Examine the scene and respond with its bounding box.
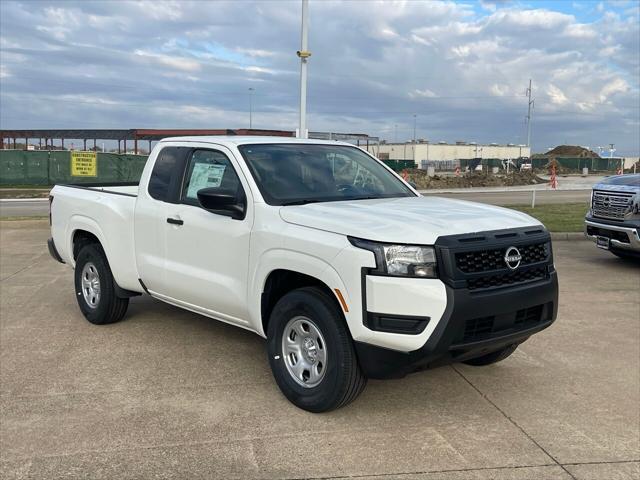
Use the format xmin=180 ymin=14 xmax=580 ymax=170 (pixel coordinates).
xmin=71 ymin=151 xmax=97 ymax=177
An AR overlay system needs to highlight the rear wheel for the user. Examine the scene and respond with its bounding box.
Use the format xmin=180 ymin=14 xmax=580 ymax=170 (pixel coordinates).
xmin=74 ymin=244 xmax=129 ymax=325
xmin=267 ymin=287 xmax=366 ymax=412
xmin=462 ymin=343 xmax=518 ymax=366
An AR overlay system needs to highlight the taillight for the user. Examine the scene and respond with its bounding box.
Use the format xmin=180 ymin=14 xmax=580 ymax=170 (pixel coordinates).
xmin=49 ymin=194 xmax=54 ymax=226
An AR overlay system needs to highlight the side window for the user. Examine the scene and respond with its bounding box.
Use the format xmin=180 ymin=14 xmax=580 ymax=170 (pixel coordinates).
xmin=181 ymin=149 xmax=242 ymax=205
xmin=148 ymin=147 xmax=181 ymax=201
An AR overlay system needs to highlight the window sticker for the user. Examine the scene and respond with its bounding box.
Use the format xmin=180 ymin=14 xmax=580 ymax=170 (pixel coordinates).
xmin=187 ymin=163 xmax=226 ymax=198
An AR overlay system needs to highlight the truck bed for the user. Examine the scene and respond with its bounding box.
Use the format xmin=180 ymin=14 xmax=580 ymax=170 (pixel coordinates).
xmin=50 ymin=183 xmax=142 ymax=293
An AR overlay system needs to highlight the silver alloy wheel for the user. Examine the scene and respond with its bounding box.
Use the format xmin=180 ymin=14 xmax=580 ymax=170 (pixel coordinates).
xmin=282 ymin=316 xmax=327 ymax=388
xmin=81 ymin=262 xmax=101 ymax=309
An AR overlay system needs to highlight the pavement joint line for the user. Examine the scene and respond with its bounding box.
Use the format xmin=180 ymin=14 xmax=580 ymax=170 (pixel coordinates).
xmin=306 ymin=459 xmax=640 ymax=480
xmin=0 ymin=253 xmax=47 ymax=282
xmin=0 ymin=381 xmax=275 ymax=399
xmin=297 ymin=463 xmax=563 ymax=480
xmin=3 ymin=419 xmax=599 ymax=466
xmin=450 ymin=364 xmax=578 ymax=480
xmin=560 ymin=459 xmax=640 ymax=466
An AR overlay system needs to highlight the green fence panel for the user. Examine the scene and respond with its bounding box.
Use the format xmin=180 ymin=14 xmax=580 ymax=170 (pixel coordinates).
xmin=0 ymin=150 xmax=149 ymax=186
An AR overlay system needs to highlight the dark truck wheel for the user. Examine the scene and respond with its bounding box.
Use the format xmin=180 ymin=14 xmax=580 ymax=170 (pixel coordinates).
xmin=267 ymin=287 xmax=366 ymax=412
xmin=462 ymin=343 xmax=519 ymax=366
xmin=74 ymin=243 xmax=129 ymax=325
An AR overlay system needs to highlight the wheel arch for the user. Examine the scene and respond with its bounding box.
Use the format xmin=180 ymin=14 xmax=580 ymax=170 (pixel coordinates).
xmin=253 ymin=250 xmax=353 ymax=338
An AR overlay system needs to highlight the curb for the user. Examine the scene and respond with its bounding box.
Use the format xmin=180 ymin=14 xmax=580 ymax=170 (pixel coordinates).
xmin=550 ymin=232 xmax=586 ymax=241
xmin=0 ymin=198 xmax=49 ymax=202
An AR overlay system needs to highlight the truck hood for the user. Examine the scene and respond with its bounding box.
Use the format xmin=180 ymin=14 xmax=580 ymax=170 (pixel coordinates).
xmin=279 ymin=196 xmax=542 ymax=244
xmin=593 ymin=174 xmax=640 ymax=194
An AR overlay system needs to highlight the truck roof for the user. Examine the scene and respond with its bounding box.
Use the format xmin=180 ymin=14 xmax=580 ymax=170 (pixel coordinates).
xmin=159 ymin=136 xmax=353 ymax=147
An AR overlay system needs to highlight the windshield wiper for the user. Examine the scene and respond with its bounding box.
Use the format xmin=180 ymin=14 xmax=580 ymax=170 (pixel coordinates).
xmin=280 ymin=199 xmax=324 ymax=206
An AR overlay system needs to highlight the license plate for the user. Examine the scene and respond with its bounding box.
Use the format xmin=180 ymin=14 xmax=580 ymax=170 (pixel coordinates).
xmin=596 ymin=236 xmax=610 ymax=250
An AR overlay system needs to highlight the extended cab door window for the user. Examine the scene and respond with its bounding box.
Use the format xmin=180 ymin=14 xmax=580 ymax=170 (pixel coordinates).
xmin=181 ymin=149 xmax=243 ymax=207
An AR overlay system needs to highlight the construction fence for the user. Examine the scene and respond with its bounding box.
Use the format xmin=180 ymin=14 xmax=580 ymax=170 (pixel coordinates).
xmin=457 ymin=156 xmax=626 ymax=172
xmin=0 ymin=150 xmax=148 ymax=186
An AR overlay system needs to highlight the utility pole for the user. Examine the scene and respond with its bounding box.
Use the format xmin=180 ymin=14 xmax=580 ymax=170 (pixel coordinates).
xmin=297 ymin=0 xmax=311 ymax=139
xmin=248 ymin=87 xmax=255 ymax=129
xmin=525 ymin=79 xmax=534 ymax=148
xmin=412 ymin=114 xmax=417 ymax=163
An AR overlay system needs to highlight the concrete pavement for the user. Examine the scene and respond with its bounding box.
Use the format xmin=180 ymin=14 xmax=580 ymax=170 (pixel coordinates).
xmin=0 ymin=199 xmax=49 ymax=218
xmin=1 ymin=220 xmax=639 ymax=479
xmin=420 ymin=189 xmax=590 ymax=206
xmin=0 ymin=189 xmax=590 ymax=218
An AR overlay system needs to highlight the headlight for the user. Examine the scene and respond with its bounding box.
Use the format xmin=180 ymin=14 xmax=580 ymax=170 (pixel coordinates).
xmin=349 ymin=237 xmax=438 ymax=278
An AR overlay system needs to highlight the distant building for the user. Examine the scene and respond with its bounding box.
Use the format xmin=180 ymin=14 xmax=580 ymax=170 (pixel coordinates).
xmin=367 ymin=141 xmax=530 ymax=167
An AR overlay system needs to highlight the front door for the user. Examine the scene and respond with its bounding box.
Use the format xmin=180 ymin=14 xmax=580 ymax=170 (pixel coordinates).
xmin=160 ymin=146 xmax=253 ymax=326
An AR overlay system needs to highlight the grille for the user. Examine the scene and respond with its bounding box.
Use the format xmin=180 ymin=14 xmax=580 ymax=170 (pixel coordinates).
xmin=456 ymin=242 xmax=548 ymax=274
xmin=592 ymin=190 xmax=633 ymax=221
xmin=467 ymin=266 xmax=548 ymax=291
xmin=462 ymin=304 xmax=545 ymax=343
xmin=586 ymin=225 xmax=630 ymax=243
xmin=463 ymin=316 xmax=494 ymax=342
xmin=514 ymin=305 xmax=544 ymax=325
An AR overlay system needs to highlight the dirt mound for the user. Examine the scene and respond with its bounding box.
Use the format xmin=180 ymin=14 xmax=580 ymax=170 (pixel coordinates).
xmin=545 ymin=145 xmax=600 ymax=158
xmin=408 ymin=170 xmax=546 ymax=190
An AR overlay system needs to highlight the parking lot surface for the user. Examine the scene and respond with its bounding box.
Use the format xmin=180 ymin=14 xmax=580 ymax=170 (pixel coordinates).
xmin=1 ymin=220 xmax=638 ymax=479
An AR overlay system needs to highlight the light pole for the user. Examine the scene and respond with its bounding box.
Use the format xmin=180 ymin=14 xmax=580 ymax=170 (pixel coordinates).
xmin=297 ymin=0 xmax=311 ymax=138
xmin=412 ymin=114 xmax=417 ymax=164
xmin=248 ymin=87 xmax=255 ymax=129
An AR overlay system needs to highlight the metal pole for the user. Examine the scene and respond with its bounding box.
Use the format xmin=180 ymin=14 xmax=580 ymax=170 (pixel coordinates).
xmin=526 ymin=79 xmax=534 ymax=148
xmin=531 ymin=189 xmax=536 ymax=208
xmin=249 ymin=87 xmax=254 ymax=129
xmin=412 ymin=114 xmax=417 ymax=164
xmin=297 ymin=0 xmax=310 ymax=139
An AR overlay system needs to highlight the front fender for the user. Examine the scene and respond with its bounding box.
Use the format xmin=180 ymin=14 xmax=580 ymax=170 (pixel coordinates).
xmin=249 ymin=248 xmax=354 ymax=337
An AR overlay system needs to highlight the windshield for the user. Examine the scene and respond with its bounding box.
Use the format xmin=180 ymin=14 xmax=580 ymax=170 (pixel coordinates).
xmin=238 ymin=144 xmax=415 ymax=206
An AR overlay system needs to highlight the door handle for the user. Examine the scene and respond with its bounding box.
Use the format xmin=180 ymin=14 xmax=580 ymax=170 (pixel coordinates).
xmin=166 ymin=217 xmax=184 ymax=226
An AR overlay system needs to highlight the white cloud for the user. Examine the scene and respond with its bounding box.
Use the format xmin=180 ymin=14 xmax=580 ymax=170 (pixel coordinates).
xmin=133 ymin=50 xmax=201 ymax=72
xmin=547 ymin=84 xmax=570 ymax=105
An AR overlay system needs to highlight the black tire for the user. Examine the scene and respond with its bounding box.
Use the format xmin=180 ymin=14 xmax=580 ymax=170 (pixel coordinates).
xmin=74 ymin=243 xmax=129 ymax=325
xmin=267 ymin=287 xmax=366 ymax=412
xmin=462 ymin=343 xmax=519 ymax=366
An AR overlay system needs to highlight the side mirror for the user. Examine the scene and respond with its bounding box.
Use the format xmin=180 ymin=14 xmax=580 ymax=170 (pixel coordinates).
xmin=197 ymin=187 xmax=246 ymax=220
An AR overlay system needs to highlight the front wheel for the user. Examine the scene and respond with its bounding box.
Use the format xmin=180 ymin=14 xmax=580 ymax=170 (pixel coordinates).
xmin=267 ymin=287 xmax=366 ymax=412
xmin=74 ymin=243 xmax=129 ymax=325
xmin=462 ymin=343 xmax=519 ymax=366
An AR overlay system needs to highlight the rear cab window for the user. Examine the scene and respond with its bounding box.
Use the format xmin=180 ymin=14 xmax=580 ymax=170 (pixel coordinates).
xmin=148 ymin=147 xmax=185 ymax=202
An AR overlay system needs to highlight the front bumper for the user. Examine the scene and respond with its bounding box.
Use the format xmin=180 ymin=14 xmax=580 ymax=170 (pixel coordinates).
xmin=584 ymin=218 xmax=640 ymax=252
xmin=354 ymin=272 xmax=558 ymax=379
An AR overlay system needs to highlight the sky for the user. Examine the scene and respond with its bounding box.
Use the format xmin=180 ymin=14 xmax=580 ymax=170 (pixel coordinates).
xmin=0 ymin=0 xmax=639 ymax=155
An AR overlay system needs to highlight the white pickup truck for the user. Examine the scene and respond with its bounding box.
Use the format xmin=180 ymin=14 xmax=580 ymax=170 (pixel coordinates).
xmin=49 ymin=137 xmax=558 ymax=412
